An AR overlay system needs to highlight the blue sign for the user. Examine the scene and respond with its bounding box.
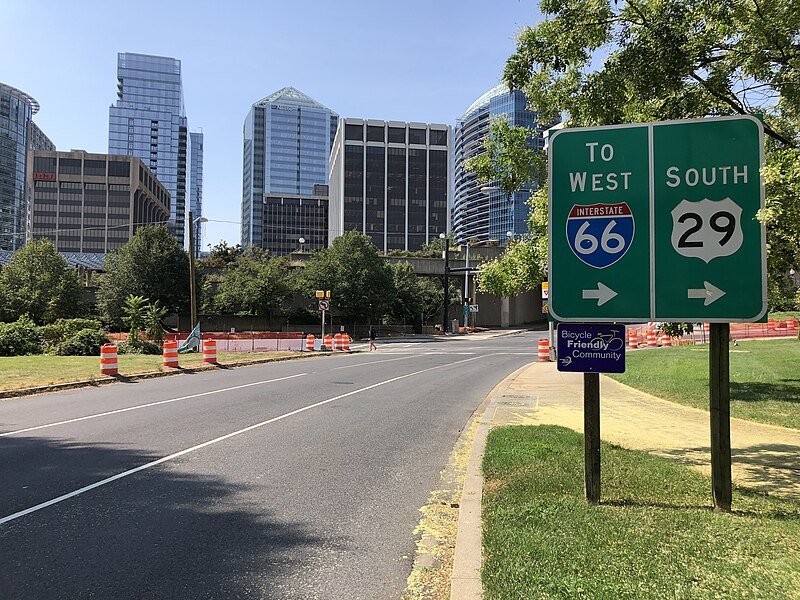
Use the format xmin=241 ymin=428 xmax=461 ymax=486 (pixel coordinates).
xmin=556 ymin=323 xmax=626 ymax=373
xmin=566 ymin=202 xmax=635 ymax=269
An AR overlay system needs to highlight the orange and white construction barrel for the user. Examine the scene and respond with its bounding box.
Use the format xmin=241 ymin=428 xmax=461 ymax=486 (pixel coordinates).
xmin=305 ymin=334 xmax=315 ymax=351
xmin=323 ymin=334 xmax=333 ymax=350
xmin=203 ymin=339 xmax=217 ymax=364
xmin=163 ymin=340 xmax=179 ymax=368
xmin=647 ymin=330 xmax=658 ymax=348
xmin=341 ymin=334 xmax=351 ymax=352
xmin=661 ymin=335 xmax=672 ymax=347
xmin=333 ymin=333 xmax=342 ymax=352
xmin=628 ymin=332 xmax=638 ymax=350
xmin=100 ymin=343 xmax=118 ymax=376
xmin=537 ymin=338 xmax=549 ymax=362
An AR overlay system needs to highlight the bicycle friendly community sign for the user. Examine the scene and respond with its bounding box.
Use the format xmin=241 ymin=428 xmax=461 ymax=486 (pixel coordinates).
xmin=548 ymin=115 xmax=767 ymax=323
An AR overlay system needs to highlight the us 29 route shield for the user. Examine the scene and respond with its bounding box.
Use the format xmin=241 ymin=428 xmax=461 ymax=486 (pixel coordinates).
xmin=548 ymin=116 xmax=766 ymax=323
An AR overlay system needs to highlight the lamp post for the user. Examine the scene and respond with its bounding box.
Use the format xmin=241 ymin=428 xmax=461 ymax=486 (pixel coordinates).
xmin=298 ymin=236 xmax=305 ymax=253
xmin=439 ymin=232 xmax=450 ymax=334
xmin=188 ymin=211 xmax=208 ymax=333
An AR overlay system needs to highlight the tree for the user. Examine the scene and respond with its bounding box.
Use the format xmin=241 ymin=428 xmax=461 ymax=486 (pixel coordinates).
xmin=97 ymin=225 xmax=190 ymax=326
xmin=202 ymin=241 xmax=246 ymax=268
xmin=389 ymin=261 xmax=462 ymax=325
xmin=300 ymin=231 xmax=395 ymax=324
xmin=465 ymin=119 xmax=538 ymax=197
xmin=0 ymin=238 xmax=85 ymax=324
xmin=473 ymin=0 xmax=800 ymax=305
xmin=212 ymin=254 xmax=294 ymax=316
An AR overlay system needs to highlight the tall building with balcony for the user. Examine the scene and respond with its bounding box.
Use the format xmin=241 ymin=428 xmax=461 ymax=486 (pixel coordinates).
xmin=241 ymin=87 xmax=338 ymax=248
xmin=0 ymin=83 xmax=54 ymax=250
xmin=26 ymin=150 xmax=169 ymax=253
xmin=189 ymin=131 xmax=204 ymax=257
xmin=108 ymin=52 xmax=201 ymax=248
xmin=452 ymin=84 xmax=548 ymax=246
xmin=328 ymin=119 xmax=451 ymax=252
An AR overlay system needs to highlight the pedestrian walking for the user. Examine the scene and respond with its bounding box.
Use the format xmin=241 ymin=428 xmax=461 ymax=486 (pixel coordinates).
xmin=369 ymin=325 xmax=377 ymax=351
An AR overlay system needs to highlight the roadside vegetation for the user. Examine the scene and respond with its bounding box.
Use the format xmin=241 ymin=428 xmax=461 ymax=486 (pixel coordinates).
xmin=482 ymin=425 xmax=800 ymax=599
xmin=0 ymin=351 xmax=297 ymax=392
xmin=467 ymin=0 xmax=800 ymax=316
xmin=609 ymin=338 xmax=800 ymax=430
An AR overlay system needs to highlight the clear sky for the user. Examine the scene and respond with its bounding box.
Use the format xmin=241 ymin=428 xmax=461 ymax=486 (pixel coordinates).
xmin=1 ymin=0 xmax=542 ymax=249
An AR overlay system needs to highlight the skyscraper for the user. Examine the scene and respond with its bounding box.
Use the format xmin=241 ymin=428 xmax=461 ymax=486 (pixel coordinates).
xmin=241 ymin=87 xmax=338 ymax=248
xmin=189 ymin=131 xmax=204 ymax=257
xmin=328 ymin=119 xmax=451 ymax=252
xmin=109 ymin=52 xmax=201 ymax=247
xmin=452 ymin=84 xmax=549 ymax=245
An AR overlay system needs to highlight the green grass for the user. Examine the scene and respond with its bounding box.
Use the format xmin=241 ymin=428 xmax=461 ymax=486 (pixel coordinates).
xmin=608 ymin=338 xmax=800 ymax=430
xmin=482 ymin=425 xmax=800 ymax=599
xmin=770 ymin=310 xmax=800 ymax=322
xmin=0 ymin=351 xmax=299 ymax=391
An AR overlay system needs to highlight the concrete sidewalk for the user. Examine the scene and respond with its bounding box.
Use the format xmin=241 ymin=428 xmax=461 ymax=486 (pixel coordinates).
xmin=450 ymin=360 xmax=800 ymax=598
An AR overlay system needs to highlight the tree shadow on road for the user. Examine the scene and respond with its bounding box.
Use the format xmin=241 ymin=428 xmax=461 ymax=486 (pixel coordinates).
xmin=0 ymin=434 xmax=345 ymax=599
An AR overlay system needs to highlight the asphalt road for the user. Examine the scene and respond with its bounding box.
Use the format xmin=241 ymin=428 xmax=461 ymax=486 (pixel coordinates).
xmin=0 ymin=330 xmax=543 ymax=599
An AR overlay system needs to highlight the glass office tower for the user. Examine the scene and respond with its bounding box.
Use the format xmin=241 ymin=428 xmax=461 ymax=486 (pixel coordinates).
xmin=453 ymin=84 xmax=548 ymax=245
xmin=109 ymin=53 xmax=201 ymax=247
xmin=189 ymin=131 xmax=204 ymax=257
xmin=328 ymin=119 xmax=451 ymax=252
xmin=0 ymin=82 xmax=53 ymax=250
xmin=241 ymin=87 xmax=338 ymax=248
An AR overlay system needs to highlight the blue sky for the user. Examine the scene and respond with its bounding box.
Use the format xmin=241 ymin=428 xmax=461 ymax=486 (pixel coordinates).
xmin=1 ymin=0 xmax=542 ymax=248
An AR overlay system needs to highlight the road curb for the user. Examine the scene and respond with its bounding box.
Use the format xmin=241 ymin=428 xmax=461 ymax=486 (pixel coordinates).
xmin=0 ymin=351 xmax=341 ymax=400
xmin=449 ymin=362 xmax=531 ymax=599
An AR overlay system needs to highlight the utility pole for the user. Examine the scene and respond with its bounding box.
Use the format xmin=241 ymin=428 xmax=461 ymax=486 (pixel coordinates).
xmin=463 ymin=243 xmax=470 ymax=329
xmin=440 ymin=233 xmax=449 ymax=334
xmin=188 ymin=210 xmax=197 ymax=331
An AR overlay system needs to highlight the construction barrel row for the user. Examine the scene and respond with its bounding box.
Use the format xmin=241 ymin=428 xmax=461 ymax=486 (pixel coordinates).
xmin=303 ymin=333 xmax=353 ymax=352
xmin=99 ymin=340 xmax=219 ymax=375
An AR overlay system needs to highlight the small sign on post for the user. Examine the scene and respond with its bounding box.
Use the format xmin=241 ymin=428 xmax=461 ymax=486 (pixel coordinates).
xmin=556 ymin=324 xmax=626 ymax=373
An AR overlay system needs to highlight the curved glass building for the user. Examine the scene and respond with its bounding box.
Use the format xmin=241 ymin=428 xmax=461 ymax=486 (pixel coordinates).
xmin=452 ymin=84 xmax=547 ymax=245
xmin=0 ymin=83 xmax=53 ymax=250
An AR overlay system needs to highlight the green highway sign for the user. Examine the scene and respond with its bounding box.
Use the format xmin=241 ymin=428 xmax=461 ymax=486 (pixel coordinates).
xmin=548 ymin=116 xmax=766 ymax=323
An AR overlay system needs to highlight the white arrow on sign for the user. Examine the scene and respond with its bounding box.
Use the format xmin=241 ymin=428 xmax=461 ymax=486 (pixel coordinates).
xmin=582 ymin=282 xmax=618 ymax=306
xmin=687 ymin=281 xmax=726 ymax=306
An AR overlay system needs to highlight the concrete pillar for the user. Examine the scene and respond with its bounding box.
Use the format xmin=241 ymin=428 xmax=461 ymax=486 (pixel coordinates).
xmin=501 ymin=296 xmax=510 ymax=328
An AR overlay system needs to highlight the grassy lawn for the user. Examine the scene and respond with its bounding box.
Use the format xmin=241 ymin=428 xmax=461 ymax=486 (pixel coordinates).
xmin=608 ymin=338 xmax=800 ymax=430
xmin=0 ymin=351 xmax=300 ymax=392
xmin=482 ymin=425 xmax=800 ymax=599
xmin=770 ymin=310 xmax=800 ymax=321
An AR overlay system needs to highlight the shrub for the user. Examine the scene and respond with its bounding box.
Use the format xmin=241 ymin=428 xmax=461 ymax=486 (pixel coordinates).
xmin=56 ymin=328 xmax=110 ymax=356
xmin=0 ymin=316 xmax=44 ymax=356
xmin=40 ymin=318 xmax=103 ymax=353
xmin=118 ymin=336 xmax=161 ymax=355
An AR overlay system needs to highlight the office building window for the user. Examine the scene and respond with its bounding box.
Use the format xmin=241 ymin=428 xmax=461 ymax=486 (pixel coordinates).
xmin=345 ymin=124 xmax=363 ymax=141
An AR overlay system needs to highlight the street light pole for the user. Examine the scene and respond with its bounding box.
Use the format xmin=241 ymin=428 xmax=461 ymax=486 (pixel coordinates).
xmin=440 ymin=232 xmax=449 ymax=334
xmin=463 ymin=242 xmax=470 ymax=329
xmin=188 ymin=211 xmax=208 ymax=333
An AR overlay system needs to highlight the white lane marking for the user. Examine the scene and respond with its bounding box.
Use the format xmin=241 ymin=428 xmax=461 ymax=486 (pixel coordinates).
xmin=0 ymin=374 xmax=307 ymax=438
xmin=333 ymin=355 xmax=419 ymax=370
xmin=0 ymin=355 xmax=485 ymax=526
